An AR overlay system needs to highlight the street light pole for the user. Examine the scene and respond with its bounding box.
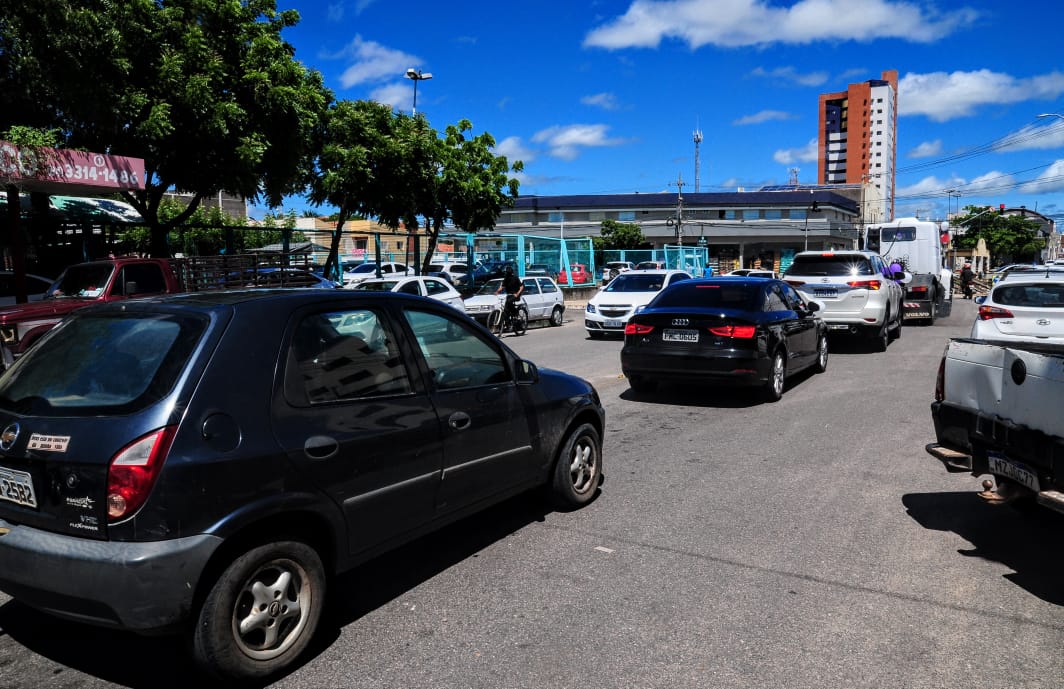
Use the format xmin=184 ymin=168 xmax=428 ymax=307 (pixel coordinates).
xmin=405 ymin=68 xmax=433 ymax=114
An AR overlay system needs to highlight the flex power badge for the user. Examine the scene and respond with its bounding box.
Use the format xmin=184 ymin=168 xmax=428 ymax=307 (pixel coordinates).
xmin=27 ymin=433 xmax=71 ymax=453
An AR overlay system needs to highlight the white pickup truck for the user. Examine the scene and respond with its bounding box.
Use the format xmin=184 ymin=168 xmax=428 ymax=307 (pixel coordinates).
xmin=927 ymin=338 xmax=1064 ymax=513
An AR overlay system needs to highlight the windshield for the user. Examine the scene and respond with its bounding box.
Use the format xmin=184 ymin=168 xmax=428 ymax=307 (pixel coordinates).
xmin=47 ymin=263 xmax=115 ymax=299
xmin=475 ymin=279 xmax=504 ymax=296
xmin=355 ymin=281 xmax=399 ymax=292
xmin=604 ymin=274 xmax=667 ymax=293
xmin=784 ymin=256 xmax=874 ymax=277
xmin=882 ymin=227 xmax=916 ymax=242
xmin=0 ymin=311 xmax=206 ymax=415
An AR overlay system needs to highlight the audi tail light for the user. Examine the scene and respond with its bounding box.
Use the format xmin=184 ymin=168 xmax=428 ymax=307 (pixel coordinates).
xmin=708 ymin=325 xmax=757 ymax=338
xmin=846 ymin=279 xmax=882 ymax=290
xmin=625 ymin=323 xmax=654 ymax=335
xmin=978 ymin=305 xmax=1013 ymax=320
xmin=107 ymin=426 xmax=176 ymax=521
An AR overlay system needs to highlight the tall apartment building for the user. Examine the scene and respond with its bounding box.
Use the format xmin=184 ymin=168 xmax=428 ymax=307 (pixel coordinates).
xmin=817 ymin=70 xmax=897 ymax=223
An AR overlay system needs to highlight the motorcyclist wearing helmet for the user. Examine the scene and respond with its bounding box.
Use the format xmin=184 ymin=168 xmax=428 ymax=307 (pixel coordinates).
xmin=495 ymin=265 xmax=524 ymax=324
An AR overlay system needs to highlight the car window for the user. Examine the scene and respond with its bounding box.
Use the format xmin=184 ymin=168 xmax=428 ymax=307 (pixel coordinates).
xmin=0 ymin=311 xmax=205 ymax=415
xmin=779 ymin=283 xmax=806 ymax=311
xmin=450 ymin=265 xmax=468 ymax=275
xmin=666 ymin=273 xmax=691 ymax=286
xmin=784 ymin=255 xmax=873 ymax=277
xmin=537 ymin=278 xmax=558 ymax=293
xmin=397 ymin=280 xmax=421 ymax=295
xmin=403 ymin=309 xmax=510 ymax=390
xmin=993 ymin=284 xmax=1064 ymax=307
xmin=764 ymin=285 xmax=788 ymax=312
xmin=522 ymin=278 xmax=539 ymax=293
xmin=423 ymin=279 xmax=449 ymax=296
xmin=287 ymin=309 xmax=412 ymax=404
xmin=604 ymin=274 xmax=667 ymax=292
xmin=651 ymin=282 xmax=759 ymax=310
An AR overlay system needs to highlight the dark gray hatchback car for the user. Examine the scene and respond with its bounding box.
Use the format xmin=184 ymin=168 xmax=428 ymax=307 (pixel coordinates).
xmin=0 ymin=289 xmax=604 ymax=681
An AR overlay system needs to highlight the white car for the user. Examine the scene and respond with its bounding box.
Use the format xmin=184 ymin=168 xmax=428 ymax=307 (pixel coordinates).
xmin=463 ymin=276 xmax=566 ymax=326
xmin=342 ymin=262 xmax=412 ymax=286
xmin=782 ymin=250 xmax=904 ymax=351
xmin=351 ymin=275 xmax=466 ymax=311
xmin=427 ymin=261 xmax=470 ymax=284
xmin=724 ymin=269 xmax=778 ymax=279
xmin=601 ymin=261 xmax=635 ymax=285
xmin=584 ymin=269 xmax=693 ymax=338
xmin=972 ymin=271 xmax=1064 ymax=343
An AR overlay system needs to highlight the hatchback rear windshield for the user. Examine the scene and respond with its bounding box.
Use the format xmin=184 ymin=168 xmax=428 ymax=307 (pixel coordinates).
xmin=0 ymin=312 xmax=206 ymax=416
xmin=784 ymin=255 xmax=874 ymax=277
xmin=651 ymin=282 xmax=760 ymax=310
xmin=991 ymin=283 xmax=1064 ymax=308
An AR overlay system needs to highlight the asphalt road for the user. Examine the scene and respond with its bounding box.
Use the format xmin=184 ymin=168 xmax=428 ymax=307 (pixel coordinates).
xmin=2 ymin=298 xmax=1063 ymax=689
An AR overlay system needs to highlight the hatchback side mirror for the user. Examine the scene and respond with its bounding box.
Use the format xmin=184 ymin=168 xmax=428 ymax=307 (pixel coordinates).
xmin=515 ymin=359 xmax=539 ymax=384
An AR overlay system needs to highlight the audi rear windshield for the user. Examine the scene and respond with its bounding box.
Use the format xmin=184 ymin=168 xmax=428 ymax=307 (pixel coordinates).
xmin=650 ymin=282 xmax=760 ymax=311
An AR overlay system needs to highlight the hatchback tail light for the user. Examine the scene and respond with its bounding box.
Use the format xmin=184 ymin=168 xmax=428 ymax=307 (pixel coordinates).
xmin=978 ymin=305 xmax=1013 ymax=320
xmin=846 ymin=279 xmax=882 ymax=290
xmin=708 ymin=325 xmax=757 ymax=338
xmin=107 ymin=426 xmax=176 ymax=521
xmin=624 ymin=323 xmax=654 ymax=335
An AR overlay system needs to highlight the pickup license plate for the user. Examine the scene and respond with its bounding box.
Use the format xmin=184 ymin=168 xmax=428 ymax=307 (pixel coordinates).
xmin=987 ymin=451 xmax=1039 ymax=492
xmin=0 ymin=465 xmax=37 ymax=508
xmin=662 ymin=329 xmax=698 ymax=343
xmin=604 ymin=320 xmax=623 ymax=329
xmin=813 ymin=288 xmax=837 ymax=298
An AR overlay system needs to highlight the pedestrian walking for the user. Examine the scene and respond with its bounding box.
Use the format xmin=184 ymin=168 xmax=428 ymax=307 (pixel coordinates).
xmin=960 ymin=262 xmax=975 ymax=299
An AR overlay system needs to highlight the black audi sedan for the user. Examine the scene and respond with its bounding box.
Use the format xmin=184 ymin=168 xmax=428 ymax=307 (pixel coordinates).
xmin=0 ymin=289 xmax=604 ymax=682
xmin=620 ymin=277 xmax=828 ymax=401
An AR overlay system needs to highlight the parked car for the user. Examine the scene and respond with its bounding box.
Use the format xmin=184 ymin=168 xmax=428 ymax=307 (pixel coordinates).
xmin=971 ymin=271 xmax=1064 ymax=343
xmin=342 ymin=261 xmax=412 ymax=286
xmin=232 ymin=267 xmax=340 ymax=289
xmin=0 ymin=290 xmax=604 ymax=682
xmin=724 ymin=269 xmax=778 ymax=279
xmin=0 ymin=270 xmax=54 ymax=305
xmin=558 ymin=263 xmax=591 ymax=285
xmin=352 ymin=275 xmax=466 ymax=311
xmin=585 ymin=270 xmax=693 ymax=338
xmin=782 ymin=250 xmax=904 ymax=352
xmin=601 ymin=261 xmax=636 ymax=285
xmin=525 ymin=263 xmax=559 ymax=280
xmin=463 ymin=276 xmax=566 ymax=326
xmin=620 ymin=277 xmax=827 ymax=401
xmin=427 ymin=261 xmax=470 ymax=284
xmin=453 ymin=260 xmax=517 ymax=291
xmin=635 ymin=261 xmax=667 ymax=270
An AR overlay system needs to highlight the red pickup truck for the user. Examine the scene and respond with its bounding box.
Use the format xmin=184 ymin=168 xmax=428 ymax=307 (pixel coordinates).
xmin=0 ymin=255 xmax=323 ymax=365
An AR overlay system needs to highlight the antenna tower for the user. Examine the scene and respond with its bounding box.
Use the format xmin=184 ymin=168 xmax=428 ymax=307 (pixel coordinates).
xmin=693 ymin=128 xmax=703 ymax=192
xmin=788 ymin=167 xmax=800 ymax=186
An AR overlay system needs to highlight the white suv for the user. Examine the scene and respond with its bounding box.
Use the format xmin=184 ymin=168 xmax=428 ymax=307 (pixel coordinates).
xmin=584 ymin=269 xmax=692 ymax=338
xmin=783 ymin=250 xmax=904 ymax=351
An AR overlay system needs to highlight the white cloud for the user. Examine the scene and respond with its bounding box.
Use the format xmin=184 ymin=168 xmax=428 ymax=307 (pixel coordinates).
xmin=581 ymin=92 xmax=621 ymax=110
xmin=494 ymin=136 xmax=536 ymax=164
xmin=735 ymin=110 xmax=798 ymax=125
xmin=584 ymin=0 xmax=979 ymax=50
xmin=334 ymin=36 xmax=421 ymax=89
xmin=900 ymin=69 xmax=1064 ymax=121
xmin=908 ymin=140 xmax=942 ymax=158
xmin=997 ymin=121 xmax=1064 ymax=152
xmin=773 ymin=139 xmax=818 ymax=165
xmin=531 ymin=124 xmax=627 ymax=160
xmin=1020 ymin=160 xmax=1064 ymax=194
xmin=368 ymin=83 xmax=411 ymax=110
xmin=750 ymin=66 xmax=829 ymax=87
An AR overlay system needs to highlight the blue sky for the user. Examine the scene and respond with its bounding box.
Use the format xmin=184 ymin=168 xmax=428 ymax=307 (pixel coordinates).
xmin=263 ymin=0 xmax=1064 ymax=224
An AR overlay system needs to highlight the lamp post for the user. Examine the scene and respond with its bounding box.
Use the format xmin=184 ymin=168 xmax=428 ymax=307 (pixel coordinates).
xmin=405 ymin=68 xmax=433 ymax=114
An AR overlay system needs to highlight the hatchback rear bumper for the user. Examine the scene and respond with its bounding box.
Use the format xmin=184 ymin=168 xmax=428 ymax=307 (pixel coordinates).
xmin=0 ymin=518 xmax=221 ymax=633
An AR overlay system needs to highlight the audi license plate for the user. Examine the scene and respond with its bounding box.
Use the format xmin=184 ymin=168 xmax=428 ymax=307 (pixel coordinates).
xmin=987 ymin=451 xmax=1039 ymax=492
xmin=0 ymin=465 xmax=37 ymax=508
xmin=662 ymin=329 xmax=698 ymax=343
xmin=813 ymin=288 xmax=837 ymax=298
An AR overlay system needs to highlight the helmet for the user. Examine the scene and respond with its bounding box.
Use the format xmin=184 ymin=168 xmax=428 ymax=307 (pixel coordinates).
xmin=504 ymin=265 xmax=514 ymax=275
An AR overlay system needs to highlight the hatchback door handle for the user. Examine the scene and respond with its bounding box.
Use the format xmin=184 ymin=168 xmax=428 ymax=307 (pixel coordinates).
xmin=448 ymin=412 xmax=471 ymax=431
xmin=304 ymin=435 xmax=339 ymax=460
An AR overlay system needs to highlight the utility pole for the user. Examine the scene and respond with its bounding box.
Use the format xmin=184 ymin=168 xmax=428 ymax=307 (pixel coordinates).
xmin=669 ymin=173 xmax=686 ymax=246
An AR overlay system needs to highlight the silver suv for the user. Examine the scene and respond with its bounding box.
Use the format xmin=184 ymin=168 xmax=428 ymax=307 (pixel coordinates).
xmin=783 ymin=250 xmax=904 ymax=351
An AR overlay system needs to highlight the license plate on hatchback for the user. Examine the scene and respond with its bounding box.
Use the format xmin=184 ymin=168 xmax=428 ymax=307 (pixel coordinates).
xmin=662 ymin=329 xmax=698 ymax=343
xmin=987 ymin=451 xmax=1039 ymax=492
xmin=0 ymin=465 xmax=37 ymax=508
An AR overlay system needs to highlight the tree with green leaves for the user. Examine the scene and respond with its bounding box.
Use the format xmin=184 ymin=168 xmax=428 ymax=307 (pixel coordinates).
xmin=954 ymin=205 xmax=1045 ymax=264
xmin=0 ymin=0 xmax=331 ymax=258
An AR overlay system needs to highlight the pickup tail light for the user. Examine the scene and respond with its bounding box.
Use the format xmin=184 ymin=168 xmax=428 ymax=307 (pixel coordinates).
xmin=708 ymin=325 xmax=757 ymax=338
xmin=909 ymin=285 xmax=928 ymax=295
xmin=624 ymin=323 xmax=654 ymax=335
xmin=846 ymin=279 xmax=882 ymax=290
xmin=107 ymin=426 xmax=176 ymax=522
xmin=978 ymin=305 xmax=1013 ymax=320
